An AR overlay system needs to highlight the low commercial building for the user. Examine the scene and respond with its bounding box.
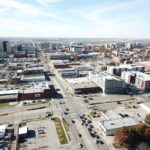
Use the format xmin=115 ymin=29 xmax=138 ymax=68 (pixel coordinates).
xmin=19 ymin=126 xmax=28 ymax=138
xmin=66 ymin=77 xmax=101 ymax=94
xmin=89 ymin=72 xmax=126 ymax=94
xmin=21 ymin=74 xmax=45 ymax=82
xmin=99 ymin=117 xmax=139 ymax=136
xmin=60 ymin=70 xmax=79 ymax=78
xmin=23 ymin=67 xmax=44 ymax=75
xmin=0 ymin=125 xmax=6 ymax=140
xmin=0 ymin=90 xmax=18 ymax=102
xmin=50 ymin=53 xmax=71 ymax=60
xmin=20 ymin=82 xmax=53 ymax=100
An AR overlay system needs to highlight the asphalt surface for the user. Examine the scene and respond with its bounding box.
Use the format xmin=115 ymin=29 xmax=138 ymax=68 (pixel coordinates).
xmin=50 ymin=67 xmax=110 ymax=150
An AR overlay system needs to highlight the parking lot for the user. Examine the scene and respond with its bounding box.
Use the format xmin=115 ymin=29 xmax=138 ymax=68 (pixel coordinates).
xmin=19 ymin=119 xmax=64 ymax=150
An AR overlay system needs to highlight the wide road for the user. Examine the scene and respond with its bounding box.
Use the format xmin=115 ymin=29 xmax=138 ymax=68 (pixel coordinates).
xmin=50 ymin=66 xmax=110 ymax=150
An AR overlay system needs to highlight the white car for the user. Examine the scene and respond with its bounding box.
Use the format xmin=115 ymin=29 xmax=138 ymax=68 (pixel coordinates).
xmin=78 ymin=143 xmax=83 ymax=148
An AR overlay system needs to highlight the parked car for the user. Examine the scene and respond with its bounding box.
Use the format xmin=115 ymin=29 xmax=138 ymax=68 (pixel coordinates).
xmin=78 ymin=133 xmax=82 ymax=137
xmin=78 ymin=143 xmax=83 ymax=148
xmin=66 ymin=108 xmax=69 ymax=111
xmin=71 ymin=120 xmax=75 ymax=123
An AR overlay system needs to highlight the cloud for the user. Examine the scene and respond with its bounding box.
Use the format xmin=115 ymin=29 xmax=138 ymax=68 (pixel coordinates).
xmin=0 ymin=0 xmax=66 ymax=21
xmin=72 ymin=0 xmax=144 ymax=24
xmin=35 ymin=0 xmax=63 ymax=5
xmin=0 ymin=19 xmax=77 ymax=37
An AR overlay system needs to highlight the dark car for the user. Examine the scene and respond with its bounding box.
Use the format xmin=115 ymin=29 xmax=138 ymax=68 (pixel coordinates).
xmin=64 ymin=112 xmax=68 ymax=115
xmin=117 ymin=101 xmax=121 ymax=104
xmin=99 ymin=141 xmax=104 ymax=144
xmin=71 ymin=120 xmax=75 ymax=123
xmin=66 ymin=108 xmax=69 ymax=111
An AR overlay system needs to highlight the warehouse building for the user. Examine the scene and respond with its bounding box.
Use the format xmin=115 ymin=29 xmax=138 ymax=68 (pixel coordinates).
xmin=89 ymin=72 xmax=126 ymax=94
xmin=19 ymin=82 xmax=52 ymax=100
xmin=0 ymin=82 xmax=54 ymax=101
xmin=99 ymin=117 xmax=139 ymax=136
xmin=66 ymin=77 xmax=101 ymax=94
xmin=0 ymin=90 xmax=18 ymax=102
xmin=21 ymin=74 xmax=45 ymax=82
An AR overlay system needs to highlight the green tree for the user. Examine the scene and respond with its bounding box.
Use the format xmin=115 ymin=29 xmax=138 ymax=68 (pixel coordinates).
xmin=144 ymin=114 xmax=150 ymax=125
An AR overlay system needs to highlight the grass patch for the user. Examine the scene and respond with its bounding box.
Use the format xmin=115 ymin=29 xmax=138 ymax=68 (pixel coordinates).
xmin=54 ymin=117 xmax=68 ymax=144
xmin=0 ymin=102 xmax=9 ymax=108
xmin=19 ymin=121 xmax=26 ymax=127
xmin=113 ymin=143 xmax=124 ymax=148
xmin=62 ymin=118 xmax=69 ymax=132
xmin=62 ymin=118 xmax=71 ymax=141
xmin=24 ymin=99 xmax=52 ymax=106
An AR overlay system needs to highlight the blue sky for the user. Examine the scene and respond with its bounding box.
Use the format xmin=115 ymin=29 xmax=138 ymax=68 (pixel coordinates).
xmin=0 ymin=0 xmax=149 ymax=38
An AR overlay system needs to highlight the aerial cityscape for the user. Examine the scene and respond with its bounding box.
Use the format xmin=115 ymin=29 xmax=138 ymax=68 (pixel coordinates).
xmin=0 ymin=0 xmax=150 ymax=150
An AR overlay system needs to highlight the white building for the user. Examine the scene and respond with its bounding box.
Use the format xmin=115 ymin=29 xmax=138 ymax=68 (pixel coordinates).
xmin=19 ymin=126 xmax=28 ymax=138
xmin=89 ymin=72 xmax=126 ymax=94
xmin=121 ymin=71 xmax=137 ymax=84
xmin=70 ymin=47 xmax=83 ymax=53
xmin=107 ymin=64 xmax=145 ymax=76
xmin=0 ymin=125 xmax=6 ymax=139
xmin=99 ymin=117 xmax=139 ymax=136
xmin=21 ymin=74 xmax=45 ymax=82
xmin=0 ymin=90 xmax=18 ymax=102
xmin=70 ymin=42 xmax=84 ymax=53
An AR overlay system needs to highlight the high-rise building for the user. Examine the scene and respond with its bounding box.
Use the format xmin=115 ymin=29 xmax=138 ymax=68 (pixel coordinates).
xmin=0 ymin=41 xmax=10 ymax=53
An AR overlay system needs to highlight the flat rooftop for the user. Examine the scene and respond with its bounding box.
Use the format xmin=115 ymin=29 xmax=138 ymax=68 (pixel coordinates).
xmin=136 ymin=72 xmax=150 ymax=80
xmin=66 ymin=77 xmax=99 ymax=89
xmin=100 ymin=117 xmax=139 ymax=130
xmin=0 ymin=90 xmax=18 ymax=95
xmin=91 ymin=72 xmax=122 ymax=81
xmin=105 ymin=110 xmax=122 ymax=120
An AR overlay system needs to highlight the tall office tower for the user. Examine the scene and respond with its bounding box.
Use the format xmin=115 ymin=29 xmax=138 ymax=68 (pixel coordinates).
xmin=0 ymin=41 xmax=11 ymax=53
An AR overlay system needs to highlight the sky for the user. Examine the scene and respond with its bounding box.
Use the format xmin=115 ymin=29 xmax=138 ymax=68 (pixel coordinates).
xmin=0 ymin=0 xmax=149 ymax=38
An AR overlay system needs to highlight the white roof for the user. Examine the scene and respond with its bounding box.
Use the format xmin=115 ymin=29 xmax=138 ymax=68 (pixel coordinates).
xmin=105 ymin=110 xmax=122 ymax=120
xmin=19 ymin=126 xmax=28 ymax=135
xmin=0 ymin=125 xmax=6 ymax=137
xmin=0 ymin=90 xmax=18 ymax=95
xmin=100 ymin=117 xmax=139 ymax=130
xmin=91 ymin=72 xmax=122 ymax=81
xmin=0 ymin=125 xmax=6 ymax=132
xmin=34 ymin=81 xmax=49 ymax=89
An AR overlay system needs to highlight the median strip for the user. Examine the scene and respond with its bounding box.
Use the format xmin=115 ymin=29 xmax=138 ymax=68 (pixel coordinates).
xmin=53 ymin=117 xmax=68 ymax=144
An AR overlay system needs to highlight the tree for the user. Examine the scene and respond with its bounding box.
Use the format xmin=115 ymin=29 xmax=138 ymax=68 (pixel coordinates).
xmin=144 ymin=127 xmax=150 ymax=142
xmin=115 ymin=127 xmax=131 ymax=146
xmin=134 ymin=124 xmax=147 ymax=140
xmin=144 ymin=114 xmax=150 ymax=125
xmin=115 ymin=127 xmax=139 ymax=146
